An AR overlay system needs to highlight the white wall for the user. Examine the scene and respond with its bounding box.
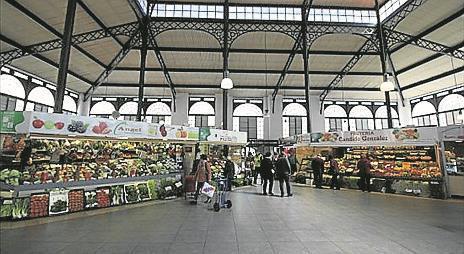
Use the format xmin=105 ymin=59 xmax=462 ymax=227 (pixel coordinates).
xmin=398 ymin=99 xmax=413 ymax=127
xmin=171 ymin=93 xmax=189 ymax=125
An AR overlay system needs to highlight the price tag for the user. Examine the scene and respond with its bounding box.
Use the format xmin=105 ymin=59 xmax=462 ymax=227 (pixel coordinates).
xmin=165 ymin=186 xmax=172 ymax=191
xmin=175 ymin=182 xmax=182 ymax=188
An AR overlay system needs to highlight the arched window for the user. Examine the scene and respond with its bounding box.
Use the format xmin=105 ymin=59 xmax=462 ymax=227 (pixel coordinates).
xmin=63 ymin=95 xmax=77 ymax=115
xmin=374 ymin=106 xmax=399 ymax=129
xmin=282 ymin=103 xmax=307 ymax=137
xmin=233 ymin=103 xmax=263 ymax=140
xmin=412 ymin=101 xmax=437 ymax=127
xmin=0 ymin=74 xmax=25 ymax=111
xmin=348 ymin=105 xmax=374 ymax=131
xmin=119 ymin=101 xmax=138 ymax=121
xmin=145 ymin=102 xmax=171 ymax=124
xmin=25 ymin=86 xmax=54 ymax=113
xmin=188 ymin=101 xmax=215 ymax=128
xmin=324 ymin=105 xmax=348 ymax=132
xmin=438 ymin=94 xmax=464 ymax=126
xmin=90 ymin=101 xmax=116 ymax=119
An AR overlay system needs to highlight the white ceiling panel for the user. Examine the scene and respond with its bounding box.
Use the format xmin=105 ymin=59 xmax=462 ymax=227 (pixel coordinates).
xmin=391 ymin=45 xmax=437 ymax=70
xmin=395 ymin=0 xmax=462 ymax=35
xmin=229 ymin=73 xmax=280 ymax=87
xmin=398 ymin=56 xmax=464 ymax=86
xmin=311 ymin=34 xmax=367 ymax=52
xmin=402 ymin=73 xmax=464 ymax=98
xmin=231 ymin=32 xmax=294 ymax=49
xmin=229 ymin=53 xmax=287 ymax=70
xmin=162 ymin=52 xmax=223 ymax=69
xmin=0 ymin=2 xmax=57 ymax=46
xmin=156 ymin=30 xmax=221 ymax=48
xmin=424 ymin=17 xmax=464 ymax=47
xmin=79 ymin=38 xmax=122 ymax=65
xmin=79 ymin=0 xmax=136 ymax=26
xmin=339 ymin=75 xmax=384 ymax=88
xmin=107 ymin=70 xmax=140 ymax=83
xmin=170 ymin=72 xmax=223 ymax=85
xmin=117 ymin=51 xmax=161 ymax=68
xmin=350 ymin=55 xmax=382 ymax=72
xmin=309 ymin=55 xmax=353 ymax=71
xmin=0 ymin=41 xmax=15 ymax=52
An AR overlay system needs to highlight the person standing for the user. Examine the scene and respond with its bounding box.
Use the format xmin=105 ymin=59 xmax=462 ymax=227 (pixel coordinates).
xmin=288 ymin=151 xmax=298 ymax=174
xmin=224 ymin=156 xmax=235 ymax=191
xmin=18 ymin=140 xmax=32 ymax=172
xmin=260 ymin=152 xmax=275 ymax=195
xmin=311 ymin=154 xmax=325 ymax=189
xmin=245 ymin=152 xmax=255 ymax=185
xmin=275 ymin=153 xmax=293 ymax=197
xmin=254 ymin=153 xmax=263 ymax=185
xmin=328 ymin=155 xmax=340 ymax=190
xmin=192 ymin=154 xmax=212 ymax=204
xmin=357 ymin=154 xmax=372 ymax=192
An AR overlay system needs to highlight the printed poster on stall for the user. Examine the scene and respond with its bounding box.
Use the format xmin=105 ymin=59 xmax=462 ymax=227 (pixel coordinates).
xmin=199 ymin=128 xmax=247 ymax=144
xmin=49 ymin=189 xmax=69 ymax=215
xmin=306 ymin=127 xmax=438 ymax=146
xmin=0 ymin=111 xmax=26 ymax=133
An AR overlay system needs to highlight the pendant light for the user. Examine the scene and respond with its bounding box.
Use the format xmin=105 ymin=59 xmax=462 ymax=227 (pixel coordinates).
xmin=380 ymin=74 xmax=394 ymax=92
xmin=221 ymin=75 xmax=233 ymax=90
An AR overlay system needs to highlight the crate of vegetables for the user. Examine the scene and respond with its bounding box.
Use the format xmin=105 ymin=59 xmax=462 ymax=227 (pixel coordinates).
xmin=30 ymin=193 xmax=49 ymax=218
xmin=84 ymin=190 xmax=98 ymax=209
xmin=12 ymin=198 xmax=29 ymax=220
xmin=96 ymin=188 xmax=110 ymax=208
xmin=124 ymin=184 xmax=140 ymax=203
xmin=110 ymin=185 xmax=125 ymax=206
xmin=137 ymin=183 xmax=151 ymax=201
xmin=68 ymin=189 xmax=84 ymax=212
xmin=0 ymin=199 xmax=14 ymax=220
xmin=49 ymin=189 xmax=69 ymax=215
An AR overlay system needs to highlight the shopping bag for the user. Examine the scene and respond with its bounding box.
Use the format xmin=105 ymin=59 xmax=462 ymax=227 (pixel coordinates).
xmin=201 ymin=182 xmax=216 ymax=198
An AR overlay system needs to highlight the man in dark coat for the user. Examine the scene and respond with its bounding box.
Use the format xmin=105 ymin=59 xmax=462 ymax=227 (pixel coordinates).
xmin=260 ymin=152 xmax=275 ymax=195
xmin=311 ymin=155 xmax=325 ymax=189
xmin=275 ymin=153 xmax=293 ymax=197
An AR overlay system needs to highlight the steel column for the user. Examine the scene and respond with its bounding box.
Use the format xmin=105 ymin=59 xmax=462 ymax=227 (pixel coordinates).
xmin=375 ymin=0 xmax=393 ymax=128
xmin=54 ymin=0 xmax=77 ymax=113
xmin=222 ymin=0 xmax=229 ymax=130
xmin=302 ymin=4 xmax=311 ymax=133
xmin=137 ymin=17 xmax=149 ymax=121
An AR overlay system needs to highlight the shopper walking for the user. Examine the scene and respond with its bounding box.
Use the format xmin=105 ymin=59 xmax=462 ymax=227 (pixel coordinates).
xmin=245 ymin=152 xmax=255 ymax=185
xmin=327 ymin=155 xmax=340 ymax=190
xmin=276 ymin=153 xmax=293 ymax=197
xmin=357 ymin=154 xmax=372 ymax=192
xmin=311 ymin=154 xmax=325 ymax=189
xmin=260 ymin=152 xmax=275 ymax=195
xmin=192 ymin=154 xmax=212 ymax=204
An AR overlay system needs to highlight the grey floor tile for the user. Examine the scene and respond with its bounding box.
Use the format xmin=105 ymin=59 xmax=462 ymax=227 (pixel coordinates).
xmin=237 ymin=230 xmax=268 ymax=242
xmin=204 ymin=242 xmax=239 ymax=254
xmin=169 ymin=243 xmax=204 ymax=254
xmin=270 ymin=241 xmax=310 ymax=254
xmin=175 ymin=230 xmax=207 ymax=243
xmin=57 ymin=242 xmax=104 ymax=254
xmin=239 ymin=242 xmax=275 ymax=254
xmin=132 ymin=243 xmax=171 ymax=254
xmin=294 ymin=230 xmax=329 ymax=242
xmin=332 ymin=241 xmax=377 ymax=254
xmin=264 ymin=230 xmax=299 ymax=242
xmin=301 ymin=241 xmax=344 ymax=254
xmin=97 ymin=242 xmax=138 ymax=254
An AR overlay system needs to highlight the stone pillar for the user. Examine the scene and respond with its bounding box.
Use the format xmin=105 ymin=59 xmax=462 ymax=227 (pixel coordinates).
xmin=310 ymin=94 xmax=325 ymax=133
xmin=77 ymin=93 xmax=90 ymax=116
xmin=398 ymin=99 xmax=413 ymax=127
xmin=268 ymin=94 xmax=283 ymax=139
xmin=226 ymin=94 xmax=233 ymax=130
xmin=215 ymin=93 xmax=223 ymax=129
xmin=171 ymin=93 xmax=189 ymax=125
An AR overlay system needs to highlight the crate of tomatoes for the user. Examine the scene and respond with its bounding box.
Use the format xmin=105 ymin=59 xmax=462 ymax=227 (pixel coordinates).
xmin=68 ymin=189 xmax=84 ymax=212
xmin=96 ymin=188 xmax=110 ymax=208
xmin=30 ymin=193 xmax=49 ymax=218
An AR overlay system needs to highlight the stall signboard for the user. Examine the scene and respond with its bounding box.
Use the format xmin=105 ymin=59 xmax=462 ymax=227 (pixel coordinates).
xmin=0 ymin=111 xmax=26 ymax=133
xmin=1 ymin=112 xmax=247 ymax=144
xmin=439 ymin=126 xmax=464 ymax=141
xmin=49 ymin=189 xmax=69 ymax=215
xmin=199 ymin=128 xmax=247 ymax=144
xmin=300 ymin=127 xmax=438 ymax=146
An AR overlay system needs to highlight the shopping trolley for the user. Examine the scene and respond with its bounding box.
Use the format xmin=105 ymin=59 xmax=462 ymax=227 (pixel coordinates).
xmin=212 ymin=176 xmax=232 ymax=212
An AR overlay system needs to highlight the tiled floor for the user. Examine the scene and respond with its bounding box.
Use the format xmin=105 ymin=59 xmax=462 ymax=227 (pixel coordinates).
xmin=1 ymin=184 xmax=463 ymax=254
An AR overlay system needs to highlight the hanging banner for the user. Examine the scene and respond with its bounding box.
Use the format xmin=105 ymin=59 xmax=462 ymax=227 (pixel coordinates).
xmin=1 ymin=112 xmax=245 ymax=144
xmin=300 ymin=127 xmax=438 ymax=146
xmin=199 ymin=128 xmax=247 ymax=144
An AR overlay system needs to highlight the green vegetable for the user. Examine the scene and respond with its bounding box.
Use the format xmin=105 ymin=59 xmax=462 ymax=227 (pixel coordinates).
xmin=147 ymin=180 xmax=158 ymax=200
xmin=137 ymin=183 xmax=150 ymax=200
xmin=0 ymin=199 xmax=13 ymax=218
xmin=50 ymin=200 xmax=68 ymax=213
xmin=12 ymin=198 xmax=29 ymax=219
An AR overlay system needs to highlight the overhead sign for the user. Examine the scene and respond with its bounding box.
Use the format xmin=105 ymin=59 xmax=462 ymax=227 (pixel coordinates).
xmin=297 ymin=127 xmax=438 ymax=146
xmin=199 ymin=128 xmax=247 ymax=144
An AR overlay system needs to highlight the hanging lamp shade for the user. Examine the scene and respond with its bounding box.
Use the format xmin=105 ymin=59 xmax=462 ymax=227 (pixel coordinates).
xmin=380 ymin=80 xmax=395 ymax=92
xmin=221 ymin=77 xmax=233 ymax=90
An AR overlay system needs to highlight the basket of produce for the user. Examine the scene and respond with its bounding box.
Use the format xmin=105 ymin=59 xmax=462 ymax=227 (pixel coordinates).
xmin=68 ymin=189 xmax=84 ymax=212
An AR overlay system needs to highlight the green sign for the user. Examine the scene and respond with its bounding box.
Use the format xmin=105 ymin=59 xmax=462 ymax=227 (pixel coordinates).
xmin=199 ymin=127 xmax=211 ymax=141
xmin=0 ymin=111 xmax=25 ymax=133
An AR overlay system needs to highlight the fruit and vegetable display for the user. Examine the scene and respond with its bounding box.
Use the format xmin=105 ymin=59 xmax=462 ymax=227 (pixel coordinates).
xmin=97 ymin=188 xmax=110 ymax=208
xmin=137 ymin=183 xmax=151 ymax=201
xmin=110 ymin=185 xmax=125 ymax=206
xmin=30 ymin=194 xmax=49 ymax=218
xmin=68 ymin=190 xmax=84 ymax=212
xmin=12 ymin=198 xmax=29 ymax=219
xmin=0 ymin=139 xmax=183 ymax=186
xmin=0 ymin=199 xmax=14 ymax=218
xmin=147 ymin=180 xmax=158 ymax=200
xmin=157 ymin=178 xmax=183 ymax=200
xmin=85 ymin=190 xmax=98 ymax=209
xmin=328 ymin=146 xmax=441 ymax=180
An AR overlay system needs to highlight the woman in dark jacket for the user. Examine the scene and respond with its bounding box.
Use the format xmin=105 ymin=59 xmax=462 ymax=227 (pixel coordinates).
xmin=328 ymin=155 xmax=340 ymax=190
xmin=260 ymin=152 xmax=275 ymax=195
